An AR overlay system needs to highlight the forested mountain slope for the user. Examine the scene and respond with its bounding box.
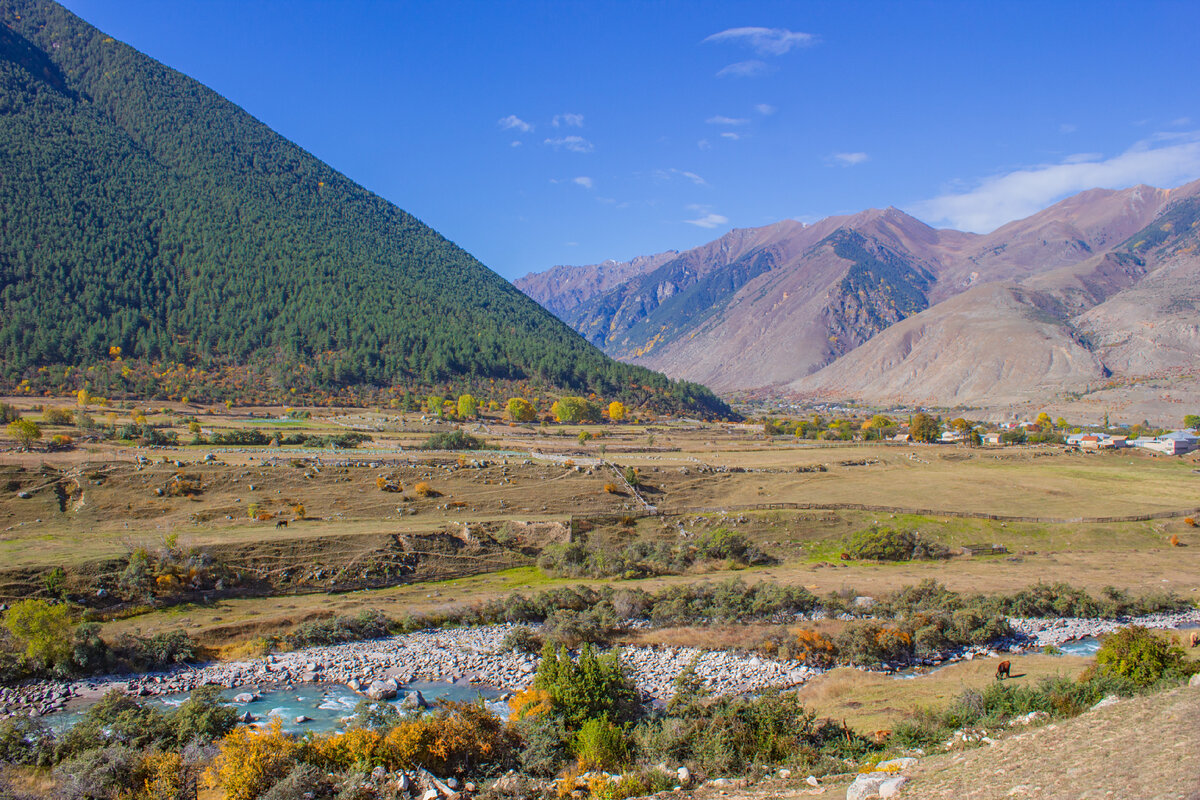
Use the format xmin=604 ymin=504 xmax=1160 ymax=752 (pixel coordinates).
xmin=0 ymin=1 xmax=725 ymax=415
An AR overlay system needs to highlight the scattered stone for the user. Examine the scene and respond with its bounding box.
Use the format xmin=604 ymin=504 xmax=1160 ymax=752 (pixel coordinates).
xmin=1090 ymin=695 xmax=1119 ymax=711
xmin=677 ymin=766 xmax=691 ymax=786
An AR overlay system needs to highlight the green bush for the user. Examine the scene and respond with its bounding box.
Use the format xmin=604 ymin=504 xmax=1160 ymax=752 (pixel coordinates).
xmin=500 ymin=625 xmax=543 ymax=654
xmin=533 ymin=642 xmax=639 ymax=728
xmin=574 ymin=718 xmax=631 ymax=771
xmin=846 ymin=527 xmax=949 ymax=562
xmin=1095 ymin=625 xmax=1198 ymax=687
xmin=422 ymin=429 xmax=484 ymax=450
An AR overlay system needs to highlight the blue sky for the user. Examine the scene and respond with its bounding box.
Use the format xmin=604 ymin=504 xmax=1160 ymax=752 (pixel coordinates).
xmin=62 ymin=1 xmax=1200 ymax=281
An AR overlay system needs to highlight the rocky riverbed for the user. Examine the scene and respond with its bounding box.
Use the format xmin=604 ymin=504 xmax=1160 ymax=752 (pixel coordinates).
xmin=1008 ymin=608 xmax=1200 ymax=649
xmin=0 ymin=624 xmax=816 ymax=720
xmin=5 ymin=607 xmax=1197 ymax=722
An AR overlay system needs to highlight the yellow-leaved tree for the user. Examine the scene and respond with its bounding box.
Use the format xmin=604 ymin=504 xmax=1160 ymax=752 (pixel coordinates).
xmin=506 ymin=397 xmax=536 ymax=422
xmin=607 ymin=401 xmax=626 ymax=422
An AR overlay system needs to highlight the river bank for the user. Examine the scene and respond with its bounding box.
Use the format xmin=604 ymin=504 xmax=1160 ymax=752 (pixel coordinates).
xmin=4 ymin=607 xmax=1197 ymax=723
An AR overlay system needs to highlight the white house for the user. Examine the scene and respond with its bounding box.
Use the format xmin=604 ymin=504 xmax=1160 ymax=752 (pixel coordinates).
xmin=1129 ymin=430 xmax=1199 ymax=455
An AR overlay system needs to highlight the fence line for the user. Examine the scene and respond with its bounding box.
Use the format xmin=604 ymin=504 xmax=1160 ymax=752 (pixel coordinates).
xmin=573 ymin=502 xmax=1200 ymax=527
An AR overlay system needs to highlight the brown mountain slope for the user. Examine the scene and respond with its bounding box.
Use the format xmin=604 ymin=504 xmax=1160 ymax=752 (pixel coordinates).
xmin=514 ymin=250 xmax=680 ymax=317
xmin=792 ymin=183 xmax=1200 ymax=406
xmin=788 ymin=281 xmax=1108 ymax=406
xmin=518 ymin=183 xmax=1187 ymax=394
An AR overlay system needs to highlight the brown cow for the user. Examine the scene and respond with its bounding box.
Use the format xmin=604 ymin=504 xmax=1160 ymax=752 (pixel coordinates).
xmin=1190 ymin=631 xmax=1199 ymax=649
xmin=995 ymin=660 xmax=1011 ymax=680
xmin=275 ymin=519 xmax=288 ymax=529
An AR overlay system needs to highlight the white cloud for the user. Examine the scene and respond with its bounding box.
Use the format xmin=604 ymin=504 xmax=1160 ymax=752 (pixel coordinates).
xmin=510 ymin=141 xmax=522 ymax=147
xmin=1059 ymin=123 xmax=1077 ymax=134
xmin=703 ymin=27 xmax=815 ymax=56
xmin=544 ymin=136 xmax=595 ymax=153
xmin=685 ymin=205 xmax=728 ymax=228
xmin=653 ymin=168 xmax=708 ymax=186
xmin=707 ymin=115 xmax=749 ymax=126
xmin=685 ymin=212 xmax=729 ymax=229
xmin=910 ymin=132 xmax=1200 ymax=233
xmin=572 ymin=176 xmax=594 ymax=189
xmin=721 ymin=132 xmax=741 ymax=140
xmin=498 ymin=114 xmax=532 ymax=133
xmin=697 ymin=139 xmax=712 ymax=150
xmin=829 ymin=151 xmax=869 ymax=166
xmin=553 ymin=113 xmax=585 ymax=128
xmin=716 ymin=60 xmax=769 ymax=78
xmin=755 ymin=103 xmax=777 ymax=115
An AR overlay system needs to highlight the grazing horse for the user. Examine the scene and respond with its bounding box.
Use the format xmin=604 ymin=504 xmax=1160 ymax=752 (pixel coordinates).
xmin=275 ymin=519 xmax=288 ymax=529
xmin=995 ymin=660 xmax=1011 ymax=680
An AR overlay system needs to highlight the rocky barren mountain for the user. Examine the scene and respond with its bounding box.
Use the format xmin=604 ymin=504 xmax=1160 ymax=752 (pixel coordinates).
xmin=517 ymin=181 xmax=1200 ymax=410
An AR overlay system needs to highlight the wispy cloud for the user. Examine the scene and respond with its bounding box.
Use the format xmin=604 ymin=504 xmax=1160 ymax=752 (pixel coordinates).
xmin=720 ymin=132 xmax=741 ymax=141
xmin=544 ymin=136 xmax=595 ymax=153
xmin=703 ymin=27 xmax=815 ymax=56
xmin=707 ymin=115 xmax=749 ymax=126
xmin=697 ymin=139 xmax=712 ymax=151
xmin=553 ymin=113 xmax=585 ymax=128
xmin=1059 ymin=123 xmax=1077 ymax=134
xmin=684 ymin=205 xmax=728 ymax=228
xmin=572 ymin=176 xmax=594 ymax=189
xmin=910 ymin=132 xmax=1200 ymax=233
xmin=715 ymin=59 xmax=769 ymax=78
xmin=498 ymin=114 xmax=532 ymax=133
xmin=828 ymin=151 xmax=869 ymax=166
xmin=755 ymin=103 xmax=777 ymax=116
xmin=653 ymin=168 xmax=708 ymax=186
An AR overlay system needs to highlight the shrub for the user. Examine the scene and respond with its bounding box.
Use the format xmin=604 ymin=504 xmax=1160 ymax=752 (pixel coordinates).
xmin=206 ymin=719 xmax=301 ymax=800
xmin=1095 ymin=625 xmax=1198 ymax=687
xmin=171 ymin=685 xmax=239 ymax=744
xmin=1185 ymin=517 xmax=1196 ymax=527
xmin=533 ymin=642 xmax=639 ymax=728
xmin=622 ymin=466 xmax=640 ymax=487
xmin=603 ymin=483 xmax=619 ymax=494
xmin=414 ymin=482 xmax=438 ymax=497
xmin=42 ymin=407 xmax=74 ymax=425
xmin=0 ymin=402 xmax=18 ymax=424
xmin=845 ymin=527 xmax=949 ymax=561
xmin=574 ymin=718 xmax=630 ymax=771
xmin=284 ymin=611 xmax=392 ymax=649
xmin=501 ymin=625 xmax=543 ymax=654
xmin=793 ymin=629 xmax=839 ymax=669
xmin=3 ymin=599 xmax=73 ymax=672
xmin=423 ymin=429 xmax=484 ymax=450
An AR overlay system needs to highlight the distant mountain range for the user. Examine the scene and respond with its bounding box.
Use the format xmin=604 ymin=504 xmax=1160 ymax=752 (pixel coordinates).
xmin=517 ymin=181 xmax=1200 ymax=409
xmin=0 ymin=0 xmax=726 ymax=416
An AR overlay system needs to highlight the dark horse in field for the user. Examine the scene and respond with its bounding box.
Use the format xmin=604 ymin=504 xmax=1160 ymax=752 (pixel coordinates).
xmin=995 ymin=660 xmax=1011 ymax=680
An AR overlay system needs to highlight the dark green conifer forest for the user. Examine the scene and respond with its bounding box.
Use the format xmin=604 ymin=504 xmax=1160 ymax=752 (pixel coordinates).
xmin=0 ymin=1 xmax=727 ymax=416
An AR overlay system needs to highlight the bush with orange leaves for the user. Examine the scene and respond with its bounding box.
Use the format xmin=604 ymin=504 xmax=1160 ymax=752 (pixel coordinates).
xmin=793 ymin=628 xmax=839 ymax=669
xmin=302 ymin=701 xmax=514 ymax=776
xmin=1185 ymin=517 xmax=1197 ymax=527
xmin=414 ymin=481 xmax=438 ymax=498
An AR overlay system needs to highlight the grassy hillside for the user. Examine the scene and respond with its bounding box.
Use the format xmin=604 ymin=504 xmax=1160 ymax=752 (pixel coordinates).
xmin=0 ymin=1 xmax=726 ymax=415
